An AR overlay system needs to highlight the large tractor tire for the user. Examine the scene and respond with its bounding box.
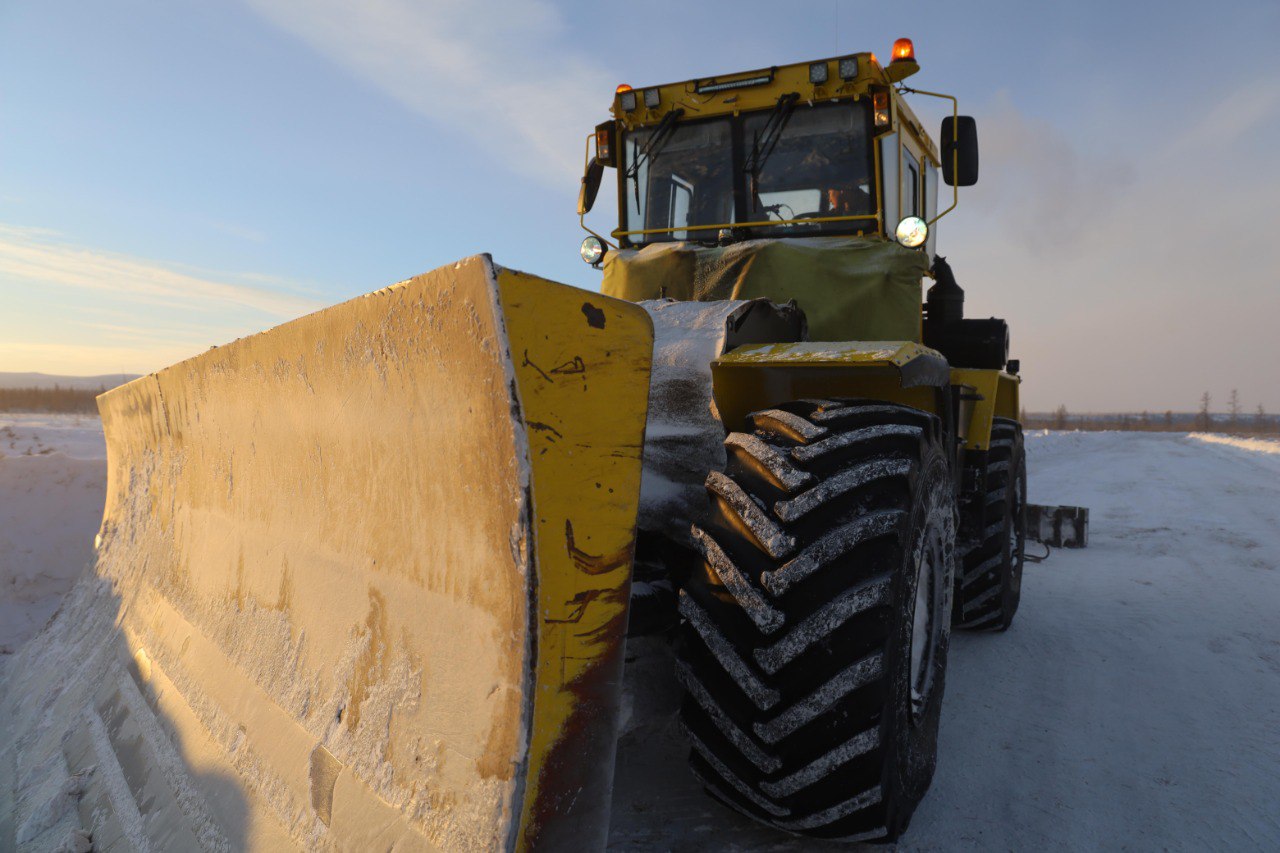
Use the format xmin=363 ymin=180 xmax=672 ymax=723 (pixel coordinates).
xmin=676 ymin=400 xmax=957 ymax=842
xmin=954 ymin=418 xmax=1027 ymax=631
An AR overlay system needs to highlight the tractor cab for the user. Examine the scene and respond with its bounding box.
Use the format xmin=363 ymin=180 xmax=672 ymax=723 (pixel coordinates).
xmin=579 ymin=41 xmax=977 ymax=265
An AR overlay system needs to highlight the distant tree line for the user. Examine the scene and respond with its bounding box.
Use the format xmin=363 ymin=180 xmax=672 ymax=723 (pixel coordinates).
xmin=0 ymin=385 xmax=104 ymax=413
xmin=1025 ymin=389 xmax=1279 ymax=435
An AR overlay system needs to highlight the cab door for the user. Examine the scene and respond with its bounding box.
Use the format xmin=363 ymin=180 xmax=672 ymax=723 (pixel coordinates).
xmin=900 ymin=131 xmax=938 ymax=258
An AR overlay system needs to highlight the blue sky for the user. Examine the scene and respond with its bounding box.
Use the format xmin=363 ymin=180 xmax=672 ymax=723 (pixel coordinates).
xmin=2 ymin=0 xmax=1277 ymax=411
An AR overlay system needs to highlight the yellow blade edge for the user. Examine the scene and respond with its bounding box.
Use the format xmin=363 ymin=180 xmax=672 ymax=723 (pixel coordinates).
xmin=496 ymin=267 xmax=653 ymax=850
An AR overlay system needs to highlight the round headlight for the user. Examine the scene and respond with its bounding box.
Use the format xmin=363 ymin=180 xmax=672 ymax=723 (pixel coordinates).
xmin=580 ymin=236 xmax=605 ymax=265
xmin=895 ymin=216 xmax=928 ymax=248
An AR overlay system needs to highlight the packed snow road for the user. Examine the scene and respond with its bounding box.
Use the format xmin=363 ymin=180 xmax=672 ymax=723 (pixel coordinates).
xmin=3 ymin=422 xmax=1277 ymax=849
xmin=608 ymin=431 xmax=1280 ymax=851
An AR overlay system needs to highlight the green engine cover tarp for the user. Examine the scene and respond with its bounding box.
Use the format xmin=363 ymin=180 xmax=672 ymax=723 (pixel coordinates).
xmin=600 ymin=236 xmax=928 ymax=342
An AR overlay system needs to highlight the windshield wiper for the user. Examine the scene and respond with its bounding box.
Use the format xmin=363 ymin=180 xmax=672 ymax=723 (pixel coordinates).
xmin=625 ymin=108 xmax=685 ymax=206
xmin=744 ymin=92 xmax=800 ymax=213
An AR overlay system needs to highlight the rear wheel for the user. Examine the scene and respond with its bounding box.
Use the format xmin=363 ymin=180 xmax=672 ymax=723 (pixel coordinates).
xmin=676 ymin=400 xmax=957 ymax=842
xmin=954 ymin=418 xmax=1026 ymax=631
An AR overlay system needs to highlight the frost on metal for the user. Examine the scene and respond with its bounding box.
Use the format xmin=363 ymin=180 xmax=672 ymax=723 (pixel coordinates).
xmin=675 ymin=661 xmax=781 ymax=773
xmin=724 ymin=432 xmax=815 ymax=492
xmin=748 ymin=408 xmax=828 ymax=443
xmin=753 ymin=576 xmax=891 ymax=675
xmin=691 ymin=525 xmax=785 ymax=634
xmin=678 ymin=591 xmax=779 ymax=710
xmin=704 ymin=471 xmax=796 ymax=561
xmin=727 ymin=342 xmax=905 ymax=364
xmin=762 ymin=510 xmax=904 ymax=597
xmin=760 ymin=727 xmax=881 ymax=798
xmin=685 ymin=728 xmax=790 ymax=817
xmin=754 ymin=652 xmax=884 ymax=744
xmin=791 ymin=423 xmax=923 ymax=464
xmin=774 ymin=785 xmax=883 ymax=831
xmin=635 ymin=299 xmax=805 ymax=549
xmin=775 ymin=458 xmax=911 ymax=524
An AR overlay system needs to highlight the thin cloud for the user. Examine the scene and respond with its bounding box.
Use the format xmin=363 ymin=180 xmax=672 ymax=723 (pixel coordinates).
xmin=939 ymin=86 xmax=1280 ymax=412
xmin=0 ymin=340 xmax=215 ymax=377
xmin=242 ymin=0 xmax=613 ymax=184
xmin=73 ymin=321 xmax=255 ymax=348
xmin=1167 ymin=78 xmax=1280 ymax=156
xmin=0 ymin=224 xmax=322 ymax=317
xmin=948 ymin=91 xmax=1136 ymax=256
xmin=206 ymin=219 xmax=269 ymax=243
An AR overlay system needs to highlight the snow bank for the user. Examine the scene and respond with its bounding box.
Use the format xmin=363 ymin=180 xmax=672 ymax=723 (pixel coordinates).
xmin=0 ymin=414 xmax=106 ymax=654
xmin=1188 ymin=432 xmax=1280 ymax=455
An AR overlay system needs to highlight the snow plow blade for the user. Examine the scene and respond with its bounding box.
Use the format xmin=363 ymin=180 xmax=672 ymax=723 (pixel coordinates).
xmin=0 ymin=256 xmax=652 ymax=851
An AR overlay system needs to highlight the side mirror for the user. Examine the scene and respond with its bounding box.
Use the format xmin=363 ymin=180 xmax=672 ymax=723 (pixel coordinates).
xmin=940 ymin=115 xmax=978 ymax=187
xmin=578 ymin=159 xmax=605 ymax=215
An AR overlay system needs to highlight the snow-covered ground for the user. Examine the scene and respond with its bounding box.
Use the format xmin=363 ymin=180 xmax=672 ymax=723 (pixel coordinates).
xmin=2 ymin=425 xmax=1277 ymax=848
xmin=0 ymin=414 xmax=106 ymax=654
xmin=608 ymin=431 xmax=1280 ymax=850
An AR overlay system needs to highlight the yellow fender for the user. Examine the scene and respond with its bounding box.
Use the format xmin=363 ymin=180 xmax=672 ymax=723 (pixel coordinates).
xmin=950 ymin=367 xmax=1020 ymax=450
xmin=712 ymin=340 xmax=950 ymax=430
xmin=712 ymin=341 xmax=1020 ymax=451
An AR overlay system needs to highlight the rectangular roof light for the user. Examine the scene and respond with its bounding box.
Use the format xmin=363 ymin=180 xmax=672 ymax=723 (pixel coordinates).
xmin=694 ymin=73 xmax=773 ymax=94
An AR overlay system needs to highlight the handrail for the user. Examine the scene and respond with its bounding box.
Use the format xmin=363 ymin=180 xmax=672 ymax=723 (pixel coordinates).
xmin=897 ymin=86 xmax=960 ymax=227
xmin=613 ymin=213 xmax=880 ymax=239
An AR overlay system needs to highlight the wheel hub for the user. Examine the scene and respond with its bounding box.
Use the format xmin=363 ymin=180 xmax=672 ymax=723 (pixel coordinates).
xmin=909 ymin=525 xmax=946 ymax=722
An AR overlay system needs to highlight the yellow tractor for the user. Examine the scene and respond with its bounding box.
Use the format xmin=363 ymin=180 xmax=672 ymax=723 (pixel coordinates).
xmin=575 ymin=40 xmax=1024 ymax=842
xmin=1 ymin=41 xmax=1033 ymax=851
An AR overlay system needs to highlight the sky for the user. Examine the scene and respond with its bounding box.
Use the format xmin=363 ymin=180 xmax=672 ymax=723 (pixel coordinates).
xmin=1 ymin=0 xmax=1277 ymax=412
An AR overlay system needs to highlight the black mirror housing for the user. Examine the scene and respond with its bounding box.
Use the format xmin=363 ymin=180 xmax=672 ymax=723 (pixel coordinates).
xmin=578 ymin=159 xmax=605 ymax=216
xmin=941 ymin=115 xmax=978 ymax=187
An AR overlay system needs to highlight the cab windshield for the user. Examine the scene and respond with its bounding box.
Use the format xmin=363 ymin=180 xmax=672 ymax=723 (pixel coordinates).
xmin=621 ymin=99 xmax=875 ymax=245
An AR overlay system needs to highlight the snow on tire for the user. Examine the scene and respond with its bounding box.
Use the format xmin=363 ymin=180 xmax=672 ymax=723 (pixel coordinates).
xmin=954 ymin=418 xmax=1027 ymax=631
xmin=676 ymin=399 xmax=957 ymax=842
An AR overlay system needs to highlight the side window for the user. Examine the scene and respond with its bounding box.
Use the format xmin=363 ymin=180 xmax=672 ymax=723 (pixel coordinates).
xmin=625 ymin=137 xmax=648 ymax=230
xmin=670 ymin=176 xmax=692 ymax=240
xmin=902 ymin=145 xmax=920 ymax=218
xmin=878 ymin=133 xmax=899 ymax=232
xmin=923 ymin=163 xmax=939 ymax=256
